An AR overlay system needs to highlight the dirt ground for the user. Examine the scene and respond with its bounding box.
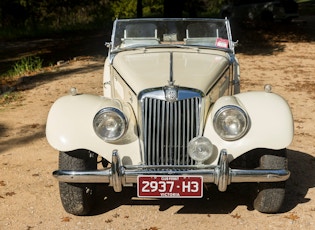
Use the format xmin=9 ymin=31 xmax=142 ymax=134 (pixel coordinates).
xmin=1 ymin=16 xmax=315 ymax=230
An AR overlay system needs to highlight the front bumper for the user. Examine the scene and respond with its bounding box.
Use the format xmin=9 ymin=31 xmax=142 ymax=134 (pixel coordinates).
xmin=53 ymin=149 xmax=290 ymax=192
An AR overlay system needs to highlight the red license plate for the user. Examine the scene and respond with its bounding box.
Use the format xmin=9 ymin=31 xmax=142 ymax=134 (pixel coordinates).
xmin=137 ymin=176 xmax=203 ymax=198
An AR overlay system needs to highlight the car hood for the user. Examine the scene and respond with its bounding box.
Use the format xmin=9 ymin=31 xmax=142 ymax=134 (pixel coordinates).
xmin=112 ymin=48 xmax=231 ymax=95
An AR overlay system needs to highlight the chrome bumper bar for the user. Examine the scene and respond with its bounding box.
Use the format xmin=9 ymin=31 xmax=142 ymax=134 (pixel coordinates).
xmin=53 ymin=149 xmax=290 ymax=192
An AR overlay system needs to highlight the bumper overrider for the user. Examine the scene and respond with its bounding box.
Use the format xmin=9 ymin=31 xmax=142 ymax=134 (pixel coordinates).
xmin=53 ymin=149 xmax=290 ymax=192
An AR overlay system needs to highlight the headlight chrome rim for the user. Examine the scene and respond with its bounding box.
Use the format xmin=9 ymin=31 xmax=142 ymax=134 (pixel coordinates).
xmin=213 ymin=105 xmax=250 ymax=141
xmin=93 ymin=107 xmax=127 ymax=142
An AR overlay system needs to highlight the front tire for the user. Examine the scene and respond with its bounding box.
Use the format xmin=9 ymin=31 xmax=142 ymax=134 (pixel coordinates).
xmin=58 ymin=150 xmax=97 ymax=216
xmin=252 ymin=149 xmax=288 ymax=213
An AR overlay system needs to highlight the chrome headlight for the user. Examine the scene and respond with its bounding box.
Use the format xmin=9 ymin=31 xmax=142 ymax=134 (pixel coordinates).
xmin=93 ymin=107 xmax=127 ymax=141
xmin=213 ymin=105 xmax=250 ymax=141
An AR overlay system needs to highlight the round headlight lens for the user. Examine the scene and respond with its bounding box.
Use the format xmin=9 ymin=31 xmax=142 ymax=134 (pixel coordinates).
xmin=93 ymin=108 xmax=127 ymax=141
xmin=213 ymin=105 xmax=249 ymax=141
xmin=187 ymin=136 xmax=213 ymax=163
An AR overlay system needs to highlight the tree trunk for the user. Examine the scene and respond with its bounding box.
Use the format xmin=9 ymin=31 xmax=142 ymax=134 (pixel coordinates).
xmin=137 ymin=0 xmax=143 ymax=18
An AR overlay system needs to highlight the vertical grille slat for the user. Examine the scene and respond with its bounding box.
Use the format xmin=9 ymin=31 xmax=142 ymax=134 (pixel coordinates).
xmin=148 ymin=99 xmax=152 ymax=165
xmin=153 ymin=101 xmax=161 ymax=164
xmin=151 ymin=98 xmax=156 ymax=165
xmin=176 ymin=101 xmax=181 ymax=165
xmin=161 ymin=101 xmax=165 ymax=165
xmin=142 ymin=96 xmax=201 ymax=166
xmin=182 ymin=101 xmax=187 ymax=164
xmin=174 ymin=103 xmax=178 ymax=164
xmin=165 ymin=102 xmax=169 ymax=165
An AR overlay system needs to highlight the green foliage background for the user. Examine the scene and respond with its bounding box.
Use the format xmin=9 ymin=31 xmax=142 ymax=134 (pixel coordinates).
xmin=0 ymin=0 xmax=113 ymax=39
xmin=0 ymin=0 xmax=312 ymax=39
xmin=111 ymin=0 xmax=164 ymax=18
xmin=0 ymin=0 xmax=226 ymax=39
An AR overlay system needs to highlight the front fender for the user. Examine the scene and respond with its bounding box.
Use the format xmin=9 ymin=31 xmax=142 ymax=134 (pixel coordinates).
xmin=46 ymin=94 xmax=141 ymax=164
xmin=204 ymin=91 xmax=294 ymax=161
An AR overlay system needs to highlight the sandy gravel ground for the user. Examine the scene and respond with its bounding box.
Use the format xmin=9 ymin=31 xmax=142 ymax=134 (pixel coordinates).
xmin=1 ymin=18 xmax=315 ymax=230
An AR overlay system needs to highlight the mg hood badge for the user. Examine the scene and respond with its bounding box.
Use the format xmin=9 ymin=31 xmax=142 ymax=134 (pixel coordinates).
xmin=164 ymin=84 xmax=178 ymax=102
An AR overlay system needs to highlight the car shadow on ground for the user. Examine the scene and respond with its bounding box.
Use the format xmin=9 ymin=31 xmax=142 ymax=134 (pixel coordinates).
xmin=0 ymin=123 xmax=46 ymax=154
xmin=232 ymin=15 xmax=315 ymax=55
xmin=0 ymin=59 xmax=104 ymax=95
xmin=0 ymin=32 xmax=108 ymax=76
xmin=91 ymin=149 xmax=315 ymax=215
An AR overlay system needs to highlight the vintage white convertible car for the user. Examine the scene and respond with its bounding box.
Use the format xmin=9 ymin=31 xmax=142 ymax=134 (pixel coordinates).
xmin=46 ymin=18 xmax=294 ymax=215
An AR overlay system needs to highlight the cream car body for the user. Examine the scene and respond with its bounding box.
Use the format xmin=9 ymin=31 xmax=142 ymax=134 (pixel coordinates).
xmin=46 ymin=18 xmax=294 ymax=215
xmin=48 ymin=50 xmax=293 ymax=164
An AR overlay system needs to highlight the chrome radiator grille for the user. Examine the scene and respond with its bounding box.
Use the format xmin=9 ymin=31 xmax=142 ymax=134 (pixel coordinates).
xmin=141 ymin=96 xmax=201 ymax=165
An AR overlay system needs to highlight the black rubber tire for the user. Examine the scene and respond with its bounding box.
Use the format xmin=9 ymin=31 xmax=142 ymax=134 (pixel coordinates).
xmin=58 ymin=150 xmax=97 ymax=216
xmin=253 ymin=149 xmax=287 ymax=213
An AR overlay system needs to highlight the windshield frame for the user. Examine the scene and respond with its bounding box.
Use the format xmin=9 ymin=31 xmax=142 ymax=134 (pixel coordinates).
xmin=108 ymin=18 xmax=235 ymax=59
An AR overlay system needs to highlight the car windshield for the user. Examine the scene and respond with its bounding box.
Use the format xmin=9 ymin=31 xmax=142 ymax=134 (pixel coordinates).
xmin=110 ymin=18 xmax=234 ymax=53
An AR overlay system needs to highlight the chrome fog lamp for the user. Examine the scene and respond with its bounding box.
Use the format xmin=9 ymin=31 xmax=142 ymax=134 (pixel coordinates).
xmin=93 ymin=107 xmax=127 ymax=141
xmin=187 ymin=136 xmax=213 ymax=163
xmin=213 ymin=105 xmax=250 ymax=141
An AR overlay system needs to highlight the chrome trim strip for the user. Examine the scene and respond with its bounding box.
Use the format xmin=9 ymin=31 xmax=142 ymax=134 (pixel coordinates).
xmin=169 ymin=52 xmax=174 ymax=83
xmin=139 ymin=87 xmax=204 ymax=102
